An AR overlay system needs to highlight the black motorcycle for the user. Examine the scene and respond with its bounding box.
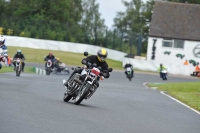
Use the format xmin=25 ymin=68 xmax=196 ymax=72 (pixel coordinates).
xmin=53 ymin=63 xmax=70 ymax=75
xmin=62 ymin=52 xmax=112 ymax=105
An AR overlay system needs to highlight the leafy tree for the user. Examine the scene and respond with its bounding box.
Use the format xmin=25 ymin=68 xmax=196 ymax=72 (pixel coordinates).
xmin=81 ymin=0 xmax=106 ymax=45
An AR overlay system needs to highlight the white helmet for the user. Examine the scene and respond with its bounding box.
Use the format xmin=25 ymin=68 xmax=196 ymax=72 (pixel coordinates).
xmin=0 ymin=35 xmax=5 ymax=45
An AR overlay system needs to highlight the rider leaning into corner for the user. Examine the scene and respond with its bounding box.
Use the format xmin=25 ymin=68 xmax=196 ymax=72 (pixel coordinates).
xmin=54 ymin=57 xmax=62 ymax=71
xmin=158 ymin=63 xmax=167 ymax=77
xmin=124 ymin=62 xmax=134 ymax=77
xmin=0 ymin=49 xmax=5 ymax=69
xmin=0 ymin=35 xmax=7 ymax=50
xmin=44 ymin=52 xmax=56 ymax=69
xmin=64 ymin=48 xmax=111 ymax=88
xmin=0 ymin=35 xmax=7 ymax=69
xmin=13 ymin=49 xmax=26 ymax=72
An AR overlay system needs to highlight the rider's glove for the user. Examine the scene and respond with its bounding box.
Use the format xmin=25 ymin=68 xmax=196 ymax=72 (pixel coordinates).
xmin=100 ymin=76 xmax=104 ymax=80
xmin=82 ymin=65 xmax=87 ymax=69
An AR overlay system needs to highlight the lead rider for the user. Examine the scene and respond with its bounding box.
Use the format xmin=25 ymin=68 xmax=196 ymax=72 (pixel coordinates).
xmin=64 ymin=48 xmax=111 ymax=87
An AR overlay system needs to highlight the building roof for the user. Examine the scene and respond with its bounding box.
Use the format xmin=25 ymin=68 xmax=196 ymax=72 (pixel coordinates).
xmin=148 ymin=1 xmax=200 ymax=41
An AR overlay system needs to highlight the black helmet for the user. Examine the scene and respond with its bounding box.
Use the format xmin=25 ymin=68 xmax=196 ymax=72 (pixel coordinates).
xmin=97 ymin=48 xmax=108 ymax=62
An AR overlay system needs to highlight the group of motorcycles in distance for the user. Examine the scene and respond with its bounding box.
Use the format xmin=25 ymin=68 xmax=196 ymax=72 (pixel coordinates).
xmin=124 ymin=63 xmax=167 ymax=81
xmin=0 ymin=48 xmax=23 ymax=76
xmin=44 ymin=56 xmax=70 ymax=76
xmin=0 ymin=47 xmax=167 ymax=105
xmin=0 ymin=47 xmax=70 ymax=77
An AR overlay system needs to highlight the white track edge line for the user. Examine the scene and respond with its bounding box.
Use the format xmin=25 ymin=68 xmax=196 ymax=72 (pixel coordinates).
xmin=160 ymin=91 xmax=200 ymax=115
xmin=143 ymin=82 xmax=200 ymax=115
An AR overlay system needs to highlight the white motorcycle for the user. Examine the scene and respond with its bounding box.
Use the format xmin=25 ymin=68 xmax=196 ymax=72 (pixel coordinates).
xmin=46 ymin=59 xmax=53 ymax=75
xmin=161 ymin=69 xmax=167 ymax=80
xmin=14 ymin=58 xmax=23 ymax=77
xmin=126 ymin=67 xmax=133 ymax=81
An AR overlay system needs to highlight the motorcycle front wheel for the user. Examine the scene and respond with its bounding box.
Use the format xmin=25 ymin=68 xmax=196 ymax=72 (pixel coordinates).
xmin=16 ymin=66 xmax=21 ymax=77
xmin=74 ymin=83 xmax=90 ymax=105
xmin=46 ymin=68 xmax=51 ymax=75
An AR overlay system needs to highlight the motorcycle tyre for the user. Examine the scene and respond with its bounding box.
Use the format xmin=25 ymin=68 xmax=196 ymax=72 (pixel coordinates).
xmin=16 ymin=66 xmax=21 ymax=77
xmin=74 ymin=83 xmax=90 ymax=105
xmin=46 ymin=68 xmax=51 ymax=75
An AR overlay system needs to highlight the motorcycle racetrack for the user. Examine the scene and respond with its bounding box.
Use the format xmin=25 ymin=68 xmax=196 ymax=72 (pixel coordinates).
xmin=0 ymin=65 xmax=200 ymax=133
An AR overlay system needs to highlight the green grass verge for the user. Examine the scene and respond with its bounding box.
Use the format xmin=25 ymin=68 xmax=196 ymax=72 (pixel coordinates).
xmin=7 ymin=46 xmax=123 ymax=70
xmin=0 ymin=66 xmax=35 ymax=74
xmin=148 ymin=82 xmax=200 ymax=111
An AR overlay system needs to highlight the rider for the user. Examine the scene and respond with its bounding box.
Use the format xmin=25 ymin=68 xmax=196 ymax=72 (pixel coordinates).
xmin=158 ymin=63 xmax=167 ymax=78
xmin=0 ymin=52 xmax=5 ymax=69
xmin=54 ymin=57 xmax=62 ymax=71
xmin=13 ymin=49 xmax=25 ymax=72
xmin=64 ymin=48 xmax=110 ymax=87
xmin=124 ymin=62 xmax=134 ymax=78
xmin=0 ymin=35 xmax=7 ymax=50
xmin=44 ymin=52 xmax=56 ymax=69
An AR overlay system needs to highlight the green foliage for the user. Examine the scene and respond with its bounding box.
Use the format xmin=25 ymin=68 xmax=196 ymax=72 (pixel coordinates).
xmin=0 ymin=66 xmax=35 ymax=74
xmin=2 ymin=0 xmax=198 ymax=55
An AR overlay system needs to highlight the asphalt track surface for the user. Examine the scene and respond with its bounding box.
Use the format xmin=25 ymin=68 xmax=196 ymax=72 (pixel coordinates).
xmin=0 ymin=64 xmax=200 ymax=133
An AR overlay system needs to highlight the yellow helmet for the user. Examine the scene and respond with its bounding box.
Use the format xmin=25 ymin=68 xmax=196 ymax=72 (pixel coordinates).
xmin=97 ymin=48 xmax=108 ymax=62
xmin=57 ymin=58 xmax=60 ymax=61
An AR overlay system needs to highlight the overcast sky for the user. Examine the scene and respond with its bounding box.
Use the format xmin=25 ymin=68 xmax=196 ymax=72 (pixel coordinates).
xmin=96 ymin=0 xmax=148 ymax=29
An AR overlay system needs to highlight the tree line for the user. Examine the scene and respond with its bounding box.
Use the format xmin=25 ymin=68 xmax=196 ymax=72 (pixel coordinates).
xmin=0 ymin=0 xmax=199 ymax=54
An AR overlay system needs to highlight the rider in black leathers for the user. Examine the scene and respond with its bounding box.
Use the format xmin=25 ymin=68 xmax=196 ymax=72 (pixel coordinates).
xmin=13 ymin=49 xmax=25 ymax=72
xmin=64 ymin=48 xmax=110 ymax=87
xmin=124 ymin=62 xmax=134 ymax=78
xmin=44 ymin=52 xmax=56 ymax=69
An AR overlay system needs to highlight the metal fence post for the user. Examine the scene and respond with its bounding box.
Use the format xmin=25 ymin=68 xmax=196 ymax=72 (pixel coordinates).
xmin=113 ymin=29 xmax=116 ymax=49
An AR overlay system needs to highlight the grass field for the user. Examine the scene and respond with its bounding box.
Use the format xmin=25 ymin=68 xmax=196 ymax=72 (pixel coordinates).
xmin=0 ymin=66 xmax=35 ymax=74
xmin=7 ymin=46 xmax=123 ymax=70
xmin=148 ymin=82 xmax=200 ymax=111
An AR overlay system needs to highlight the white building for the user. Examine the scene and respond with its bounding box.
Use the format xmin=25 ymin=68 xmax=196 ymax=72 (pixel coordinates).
xmin=147 ymin=1 xmax=200 ymax=75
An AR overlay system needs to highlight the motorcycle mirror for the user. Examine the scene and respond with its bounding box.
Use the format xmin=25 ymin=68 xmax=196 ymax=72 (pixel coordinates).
xmin=82 ymin=59 xmax=87 ymax=64
xmin=84 ymin=51 xmax=88 ymax=56
xmin=108 ymin=68 xmax=113 ymax=72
